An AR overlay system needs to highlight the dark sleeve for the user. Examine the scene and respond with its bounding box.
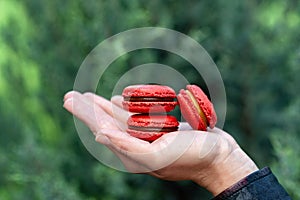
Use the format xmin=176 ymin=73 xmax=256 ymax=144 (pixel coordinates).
xmin=212 ymin=167 xmax=291 ymax=200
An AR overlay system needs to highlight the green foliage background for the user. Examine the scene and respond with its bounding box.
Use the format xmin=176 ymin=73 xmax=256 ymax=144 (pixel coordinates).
xmin=1 ymin=0 xmax=299 ymax=199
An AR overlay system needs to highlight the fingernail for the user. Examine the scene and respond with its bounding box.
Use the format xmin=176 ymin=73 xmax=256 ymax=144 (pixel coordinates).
xmin=64 ymin=91 xmax=75 ymax=102
xmin=63 ymin=97 xmax=73 ymax=110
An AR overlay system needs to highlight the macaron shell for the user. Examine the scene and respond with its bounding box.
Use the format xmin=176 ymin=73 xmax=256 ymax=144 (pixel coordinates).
xmin=177 ymin=90 xmax=207 ymax=130
xmin=122 ymin=84 xmax=177 ymax=113
xmin=126 ymin=129 xmax=167 ymax=142
xmin=186 ymin=85 xmax=217 ymax=128
xmin=122 ymin=101 xmax=177 ymax=113
xmin=122 ymin=84 xmax=176 ymax=98
xmin=127 ymin=114 xmax=179 ymax=128
xmin=127 ymin=114 xmax=179 ymax=141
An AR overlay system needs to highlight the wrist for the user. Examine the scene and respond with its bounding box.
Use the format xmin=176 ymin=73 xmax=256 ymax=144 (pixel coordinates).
xmin=194 ymin=148 xmax=258 ymax=196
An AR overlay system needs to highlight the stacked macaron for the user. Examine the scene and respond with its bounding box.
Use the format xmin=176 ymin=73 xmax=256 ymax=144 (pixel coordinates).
xmin=122 ymin=84 xmax=217 ymax=142
xmin=122 ymin=84 xmax=179 ymax=142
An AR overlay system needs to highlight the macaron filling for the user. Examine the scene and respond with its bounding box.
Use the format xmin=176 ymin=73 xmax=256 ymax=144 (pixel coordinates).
xmin=185 ymin=90 xmax=208 ymax=127
xmin=124 ymin=97 xmax=175 ymax=102
xmin=128 ymin=126 xmax=178 ymax=132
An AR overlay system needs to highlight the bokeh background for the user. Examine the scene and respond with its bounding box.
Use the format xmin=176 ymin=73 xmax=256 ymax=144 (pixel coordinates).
xmin=1 ymin=0 xmax=300 ymax=199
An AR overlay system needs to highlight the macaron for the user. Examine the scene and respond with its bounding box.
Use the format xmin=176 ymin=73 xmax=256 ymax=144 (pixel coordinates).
xmin=122 ymin=84 xmax=177 ymax=113
xmin=177 ymin=85 xmax=217 ymax=130
xmin=127 ymin=114 xmax=179 ymax=142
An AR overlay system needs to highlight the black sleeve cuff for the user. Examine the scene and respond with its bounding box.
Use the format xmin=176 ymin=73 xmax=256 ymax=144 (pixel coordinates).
xmin=212 ymin=167 xmax=291 ymax=200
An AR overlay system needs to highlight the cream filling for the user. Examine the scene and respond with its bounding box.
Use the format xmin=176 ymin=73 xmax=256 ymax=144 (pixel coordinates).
xmin=186 ymin=90 xmax=208 ymax=126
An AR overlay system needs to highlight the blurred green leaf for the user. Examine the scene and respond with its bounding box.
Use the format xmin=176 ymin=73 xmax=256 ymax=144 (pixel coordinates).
xmin=0 ymin=0 xmax=299 ymax=199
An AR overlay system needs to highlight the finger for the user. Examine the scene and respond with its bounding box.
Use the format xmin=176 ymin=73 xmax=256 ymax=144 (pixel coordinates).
xmin=95 ymin=130 xmax=154 ymax=173
xmin=64 ymin=90 xmax=75 ymax=102
xmin=111 ymin=95 xmax=137 ymax=115
xmin=83 ymin=93 xmax=114 ymax=115
xmin=178 ymin=122 xmax=193 ymax=131
xmin=83 ymin=93 xmax=130 ymax=129
xmin=110 ymin=150 xmax=152 ymax=173
xmin=96 ymin=137 xmax=151 ymax=173
xmin=63 ymin=91 xmax=119 ymax=134
xmin=207 ymin=127 xmax=239 ymax=148
xmin=65 ymin=93 xmax=151 ymax=173
xmin=111 ymin=95 xmax=124 ymax=109
xmin=94 ymin=133 xmax=146 ymax=172
xmin=99 ymin=129 xmax=150 ymax=152
xmin=100 ymin=129 xmax=198 ymax=172
xmin=99 ymin=129 xmax=167 ymax=171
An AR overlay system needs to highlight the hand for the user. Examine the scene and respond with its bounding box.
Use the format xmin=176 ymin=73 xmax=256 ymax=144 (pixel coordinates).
xmin=63 ymin=91 xmax=258 ymax=196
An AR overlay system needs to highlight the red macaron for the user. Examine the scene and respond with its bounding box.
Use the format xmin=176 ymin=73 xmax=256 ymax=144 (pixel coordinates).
xmin=127 ymin=114 xmax=179 ymax=142
xmin=122 ymin=84 xmax=217 ymax=141
xmin=122 ymin=84 xmax=177 ymax=113
xmin=177 ymin=85 xmax=217 ymax=130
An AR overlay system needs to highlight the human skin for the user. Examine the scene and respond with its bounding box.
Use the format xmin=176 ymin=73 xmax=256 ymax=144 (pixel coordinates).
xmin=63 ymin=91 xmax=258 ymax=196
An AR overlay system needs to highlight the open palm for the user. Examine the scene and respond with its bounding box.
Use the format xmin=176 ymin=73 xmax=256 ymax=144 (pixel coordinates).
xmin=63 ymin=91 xmax=257 ymax=195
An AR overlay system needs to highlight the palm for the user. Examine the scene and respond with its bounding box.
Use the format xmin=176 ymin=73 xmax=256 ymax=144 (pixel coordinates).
xmin=64 ymin=91 xmax=257 ymax=195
